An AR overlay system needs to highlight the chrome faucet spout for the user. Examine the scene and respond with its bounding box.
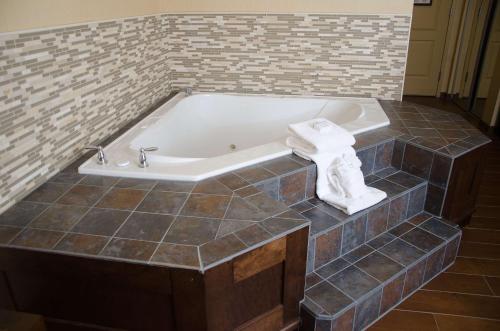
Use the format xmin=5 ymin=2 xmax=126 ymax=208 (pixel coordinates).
xmin=139 ymin=147 xmax=158 ymax=168
xmin=85 ymin=145 xmax=107 ymax=165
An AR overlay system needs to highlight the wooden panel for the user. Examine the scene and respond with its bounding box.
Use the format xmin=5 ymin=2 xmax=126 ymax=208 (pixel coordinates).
xmin=232 ymin=263 xmax=284 ymax=327
xmin=443 ymin=145 xmax=488 ymax=225
xmin=171 ymin=269 xmax=208 ymax=331
xmin=204 ymin=261 xmax=235 ymax=331
xmin=234 ymin=237 xmax=286 ymax=282
xmin=236 ymin=305 xmax=283 ymax=331
xmin=282 ymin=228 xmax=308 ymax=323
xmin=0 ymin=272 xmax=15 ymax=309
xmin=0 ymin=248 xmax=175 ymax=331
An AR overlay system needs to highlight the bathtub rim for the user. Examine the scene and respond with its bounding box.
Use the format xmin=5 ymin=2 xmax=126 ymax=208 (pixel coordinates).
xmin=78 ymin=91 xmax=390 ymax=181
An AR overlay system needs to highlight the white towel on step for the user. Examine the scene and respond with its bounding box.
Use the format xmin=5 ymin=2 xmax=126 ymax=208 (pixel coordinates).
xmin=287 ymin=118 xmax=355 ymax=154
xmin=286 ymin=118 xmax=386 ymax=215
xmin=300 ymin=149 xmax=386 ymax=215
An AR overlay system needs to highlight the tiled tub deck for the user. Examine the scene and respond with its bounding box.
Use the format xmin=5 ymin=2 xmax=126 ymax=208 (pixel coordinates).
xmin=0 ymin=98 xmax=491 ymax=330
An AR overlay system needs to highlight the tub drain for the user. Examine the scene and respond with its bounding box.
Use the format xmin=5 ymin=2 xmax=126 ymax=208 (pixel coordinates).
xmin=230 ymin=144 xmax=236 ymax=150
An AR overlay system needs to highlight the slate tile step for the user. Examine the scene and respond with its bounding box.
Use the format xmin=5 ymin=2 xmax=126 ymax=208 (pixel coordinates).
xmin=299 ymin=213 xmax=461 ymax=331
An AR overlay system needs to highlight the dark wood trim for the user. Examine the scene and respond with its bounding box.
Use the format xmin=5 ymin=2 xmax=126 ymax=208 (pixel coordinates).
xmin=282 ymin=228 xmax=308 ymax=324
xmin=0 ymin=228 xmax=308 ymax=331
xmin=234 ymin=237 xmax=286 ymax=282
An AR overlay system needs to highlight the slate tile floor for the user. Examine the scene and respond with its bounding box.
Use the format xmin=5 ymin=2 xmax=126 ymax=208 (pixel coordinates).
xmin=369 ymin=116 xmax=500 ymax=330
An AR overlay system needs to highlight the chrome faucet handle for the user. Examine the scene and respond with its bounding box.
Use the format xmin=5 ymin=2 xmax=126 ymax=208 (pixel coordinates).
xmin=185 ymin=87 xmax=193 ymax=95
xmin=139 ymin=147 xmax=158 ymax=168
xmin=85 ymin=145 xmax=107 ymax=165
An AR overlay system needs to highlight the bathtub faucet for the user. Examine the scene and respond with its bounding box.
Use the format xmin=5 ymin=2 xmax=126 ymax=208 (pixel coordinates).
xmin=85 ymin=145 xmax=107 ymax=165
xmin=139 ymin=146 xmax=158 ymax=168
xmin=185 ymin=87 xmax=193 ymax=95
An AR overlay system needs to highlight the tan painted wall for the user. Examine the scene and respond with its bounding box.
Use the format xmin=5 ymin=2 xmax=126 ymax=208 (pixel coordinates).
xmin=0 ymin=0 xmax=413 ymax=33
xmin=160 ymin=0 xmax=413 ymax=14
xmin=0 ymin=0 xmax=163 ymax=32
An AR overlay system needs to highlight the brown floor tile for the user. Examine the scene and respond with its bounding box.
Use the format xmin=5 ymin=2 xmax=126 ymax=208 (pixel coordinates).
xmin=216 ymin=220 xmax=253 ymax=237
xmin=150 ymin=243 xmax=200 ymax=268
xmin=467 ymin=217 xmax=500 ymax=230
xmin=235 ymin=166 xmax=275 ymax=183
xmin=100 ymin=238 xmax=157 ymax=261
xmin=459 ymin=242 xmax=500 ymax=260
xmin=485 ymin=276 xmax=500 ymax=296
xmin=434 ymin=314 xmax=500 ymax=331
xmin=462 ymin=228 xmax=500 ymax=244
xmin=153 ymin=180 xmax=195 ymax=192
xmin=0 ymin=201 xmax=48 ymax=227
xmin=398 ymin=290 xmax=500 ymax=319
xmin=424 ymin=272 xmax=493 ymax=295
xmin=199 ymin=234 xmax=246 ymax=266
xmin=216 ymin=173 xmax=249 ymax=190
xmin=474 ymin=206 xmax=500 ymax=218
xmin=55 ymin=233 xmax=109 ymax=255
xmin=79 ymin=175 xmax=119 ymax=187
xmin=260 ymin=217 xmax=305 ymax=235
xmin=57 ymin=185 xmax=107 ymax=206
xmin=477 ymin=194 xmax=500 ymax=206
xmin=224 ymin=197 xmax=268 ymax=221
xmin=116 ymin=212 xmax=174 ymax=242
xmin=24 ymin=182 xmax=72 ymax=203
xmin=11 ymin=228 xmax=64 ymax=249
xmin=136 ymin=191 xmax=188 ymax=214
xmin=234 ymin=224 xmax=271 ymax=246
xmin=29 ymin=204 xmax=88 ymax=231
xmin=180 ymin=194 xmax=231 ymax=218
xmin=305 ymin=281 xmax=353 ymax=315
xmin=369 ymin=310 xmax=438 ymax=331
xmin=448 ymin=257 xmax=500 ymax=277
xmin=95 ymin=188 xmax=147 ymax=210
xmin=192 ymin=179 xmax=233 ymax=195
xmin=0 ymin=226 xmax=22 ymax=244
xmin=163 ymin=216 xmax=220 ymax=245
xmin=114 ymin=178 xmax=156 ymax=190
xmin=355 ymin=252 xmax=404 ymax=282
xmin=71 ymin=208 xmax=130 ymax=236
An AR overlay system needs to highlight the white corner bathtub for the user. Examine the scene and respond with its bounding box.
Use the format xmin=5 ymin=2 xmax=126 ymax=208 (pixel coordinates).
xmin=79 ymin=93 xmax=390 ymax=180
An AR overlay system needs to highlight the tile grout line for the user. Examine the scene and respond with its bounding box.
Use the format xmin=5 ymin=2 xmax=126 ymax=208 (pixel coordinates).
xmin=95 ymin=178 xmax=157 ymax=257
xmin=147 ymin=181 xmax=197 ymax=266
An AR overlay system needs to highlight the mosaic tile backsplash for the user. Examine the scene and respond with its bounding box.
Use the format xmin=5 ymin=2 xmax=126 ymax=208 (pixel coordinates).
xmin=169 ymin=14 xmax=411 ymax=99
xmin=0 ymin=15 xmax=172 ymax=214
xmin=0 ymin=13 xmax=411 ymax=214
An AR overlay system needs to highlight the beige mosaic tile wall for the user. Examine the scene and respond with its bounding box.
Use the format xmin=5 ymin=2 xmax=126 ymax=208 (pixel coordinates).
xmin=169 ymin=14 xmax=411 ymax=100
xmin=0 ymin=13 xmax=411 ymax=214
xmin=0 ymin=15 xmax=172 ymax=213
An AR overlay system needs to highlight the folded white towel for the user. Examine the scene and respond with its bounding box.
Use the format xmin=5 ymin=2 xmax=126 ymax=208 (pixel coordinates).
xmin=288 ymin=118 xmax=355 ymax=154
xmin=321 ymin=187 xmax=387 ymax=215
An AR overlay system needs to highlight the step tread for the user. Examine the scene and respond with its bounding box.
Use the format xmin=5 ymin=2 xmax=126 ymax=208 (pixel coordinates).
xmin=301 ymin=213 xmax=461 ymax=323
xmin=291 ymin=168 xmax=428 ymax=239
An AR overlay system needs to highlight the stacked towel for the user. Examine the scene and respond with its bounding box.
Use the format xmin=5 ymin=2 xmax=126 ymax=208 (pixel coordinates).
xmin=287 ymin=118 xmax=355 ymax=154
xmin=287 ymin=118 xmax=386 ymax=215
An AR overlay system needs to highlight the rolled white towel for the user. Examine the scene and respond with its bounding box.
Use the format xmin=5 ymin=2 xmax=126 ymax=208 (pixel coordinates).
xmin=287 ymin=118 xmax=355 ymax=154
xmin=328 ymin=161 xmax=367 ymax=199
xmin=291 ymin=146 xmax=386 ymax=215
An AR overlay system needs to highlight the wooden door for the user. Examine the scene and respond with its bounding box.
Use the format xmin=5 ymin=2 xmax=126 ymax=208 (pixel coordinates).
xmin=404 ymin=0 xmax=453 ymax=96
xmin=477 ymin=3 xmax=500 ymax=98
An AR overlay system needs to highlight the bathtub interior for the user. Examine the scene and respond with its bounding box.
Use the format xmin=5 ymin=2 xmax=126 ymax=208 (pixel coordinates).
xmin=79 ymin=93 xmax=390 ymax=180
xmin=130 ymin=94 xmax=365 ymax=159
